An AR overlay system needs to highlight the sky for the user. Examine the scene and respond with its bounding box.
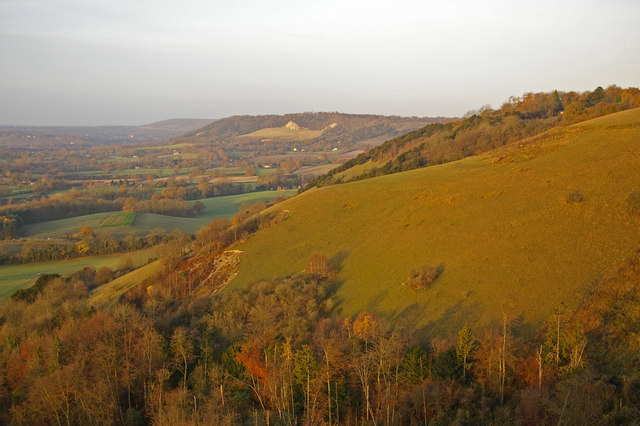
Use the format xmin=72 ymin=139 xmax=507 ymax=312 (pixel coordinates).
xmin=0 ymin=0 xmax=639 ymax=125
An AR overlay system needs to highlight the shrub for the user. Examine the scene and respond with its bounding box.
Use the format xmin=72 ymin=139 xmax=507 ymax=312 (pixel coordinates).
xmin=565 ymin=190 xmax=585 ymax=204
xmin=405 ymin=265 xmax=444 ymax=290
xmin=627 ymin=191 xmax=640 ymax=215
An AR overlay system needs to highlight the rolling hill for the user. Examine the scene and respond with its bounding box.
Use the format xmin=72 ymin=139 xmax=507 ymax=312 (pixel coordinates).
xmin=169 ymin=112 xmax=450 ymax=156
xmin=224 ymin=108 xmax=640 ymax=337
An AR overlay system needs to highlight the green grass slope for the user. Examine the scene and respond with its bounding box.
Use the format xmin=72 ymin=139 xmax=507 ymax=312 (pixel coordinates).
xmin=20 ymin=190 xmax=297 ymax=238
xmin=228 ymin=108 xmax=640 ymax=336
xmin=89 ymin=260 xmax=163 ymax=308
xmin=0 ymin=248 xmax=162 ymax=299
xmin=20 ymin=212 xmax=112 ymax=238
xmin=0 ymin=255 xmax=127 ymax=299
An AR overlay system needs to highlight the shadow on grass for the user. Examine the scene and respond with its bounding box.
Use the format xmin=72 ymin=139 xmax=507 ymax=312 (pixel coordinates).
xmin=417 ymin=298 xmax=482 ymax=340
xmin=330 ymin=250 xmax=349 ymax=273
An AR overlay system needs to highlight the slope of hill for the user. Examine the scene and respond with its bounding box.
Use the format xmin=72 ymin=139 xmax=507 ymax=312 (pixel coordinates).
xmin=171 ymin=112 xmax=450 ymax=156
xmin=305 ymin=86 xmax=640 ymax=190
xmin=225 ymin=108 xmax=640 ymax=336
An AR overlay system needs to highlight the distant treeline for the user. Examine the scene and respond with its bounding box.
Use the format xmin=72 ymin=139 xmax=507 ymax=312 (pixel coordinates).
xmin=0 ymin=198 xmax=124 ymax=231
xmin=0 ymin=229 xmax=174 ymax=265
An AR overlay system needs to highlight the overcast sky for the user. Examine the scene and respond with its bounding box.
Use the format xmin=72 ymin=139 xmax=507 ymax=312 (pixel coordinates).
xmin=0 ymin=0 xmax=638 ymax=125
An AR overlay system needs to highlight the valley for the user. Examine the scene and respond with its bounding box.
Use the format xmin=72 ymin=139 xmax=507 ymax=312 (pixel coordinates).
xmin=2 ymin=88 xmax=640 ymax=424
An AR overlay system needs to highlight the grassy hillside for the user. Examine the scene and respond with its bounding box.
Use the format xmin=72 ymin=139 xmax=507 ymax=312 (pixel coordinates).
xmin=239 ymin=125 xmax=323 ymax=142
xmin=20 ymin=212 xmax=112 ymax=238
xmin=89 ymin=260 xmax=163 ymax=308
xmin=228 ymin=108 xmax=640 ymax=336
xmin=306 ymin=86 xmax=640 ymax=190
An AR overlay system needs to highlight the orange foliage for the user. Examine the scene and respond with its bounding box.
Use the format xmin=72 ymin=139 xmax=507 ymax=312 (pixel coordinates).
xmin=7 ymin=341 xmax=37 ymax=389
xmin=235 ymin=344 xmax=267 ymax=381
xmin=353 ymin=311 xmax=379 ymax=341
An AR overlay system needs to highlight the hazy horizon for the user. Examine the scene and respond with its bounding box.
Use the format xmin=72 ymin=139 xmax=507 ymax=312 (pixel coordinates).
xmin=1 ymin=0 xmax=639 ymax=126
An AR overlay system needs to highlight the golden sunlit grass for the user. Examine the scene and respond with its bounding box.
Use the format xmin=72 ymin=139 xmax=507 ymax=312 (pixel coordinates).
xmin=238 ymin=126 xmax=323 ymax=142
xmin=228 ymin=108 xmax=640 ymax=336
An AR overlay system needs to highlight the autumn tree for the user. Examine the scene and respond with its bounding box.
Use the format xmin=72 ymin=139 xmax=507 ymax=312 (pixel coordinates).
xmin=293 ymin=344 xmax=318 ymax=424
xmin=352 ymin=312 xmax=379 ymax=420
xmin=78 ymin=225 xmax=95 ymax=237
xmin=171 ymin=327 xmax=194 ymax=391
xmin=307 ymin=251 xmax=331 ymax=278
xmin=456 ymin=325 xmax=476 ymax=382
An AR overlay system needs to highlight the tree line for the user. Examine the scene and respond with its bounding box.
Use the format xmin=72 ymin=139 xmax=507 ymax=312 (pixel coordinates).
xmin=0 ymin=228 xmax=174 ymax=265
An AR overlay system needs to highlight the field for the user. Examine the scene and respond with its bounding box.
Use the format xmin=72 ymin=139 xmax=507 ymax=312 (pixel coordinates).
xmin=99 ymin=211 xmax=136 ymax=227
xmin=334 ymin=160 xmax=386 ymax=181
xmin=0 ymin=248 xmax=160 ymax=298
xmin=20 ymin=190 xmax=298 ymax=239
xmin=68 ymin=167 xmax=191 ymax=178
xmin=20 ymin=212 xmax=112 ymax=238
xmin=238 ymin=126 xmax=323 ymax=142
xmin=293 ymin=164 xmax=338 ymax=177
xmin=228 ymin=109 xmax=640 ymax=336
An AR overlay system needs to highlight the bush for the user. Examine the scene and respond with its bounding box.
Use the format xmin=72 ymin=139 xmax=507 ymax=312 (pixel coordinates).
xmin=565 ymin=190 xmax=585 ymax=204
xmin=627 ymin=191 xmax=640 ymax=215
xmin=405 ymin=265 xmax=444 ymax=290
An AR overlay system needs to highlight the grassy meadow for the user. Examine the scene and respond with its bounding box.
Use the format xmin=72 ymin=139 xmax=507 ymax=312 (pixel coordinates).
xmin=0 ymin=248 xmax=159 ymax=299
xmin=20 ymin=190 xmax=297 ymax=239
xmin=228 ymin=108 xmax=640 ymax=336
xmin=20 ymin=212 xmax=112 ymax=238
xmin=99 ymin=211 xmax=136 ymax=227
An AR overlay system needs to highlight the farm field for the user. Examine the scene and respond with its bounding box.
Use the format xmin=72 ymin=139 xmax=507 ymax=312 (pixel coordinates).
xmin=19 ymin=190 xmax=298 ymax=239
xmin=238 ymin=126 xmax=323 ymax=142
xmin=68 ymin=167 xmax=193 ymax=178
xmin=228 ymin=108 xmax=640 ymax=337
xmin=0 ymin=248 xmax=159 ymax=298
xmin=20 ymin=212 xmax=112 ymax=238
xmin=99 ymin=211 xmax=136 ymax=227
xmin=293 ymin=164 xmax=337 ymax=177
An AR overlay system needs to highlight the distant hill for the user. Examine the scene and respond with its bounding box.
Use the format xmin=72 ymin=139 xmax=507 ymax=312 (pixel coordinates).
xmin=0 ymin=118 xmax=215 ymax=148
xmin=222 ymin=107 xmax=640 ymax=337
xmin=170 ymin=112 xmax=451 ymax=156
